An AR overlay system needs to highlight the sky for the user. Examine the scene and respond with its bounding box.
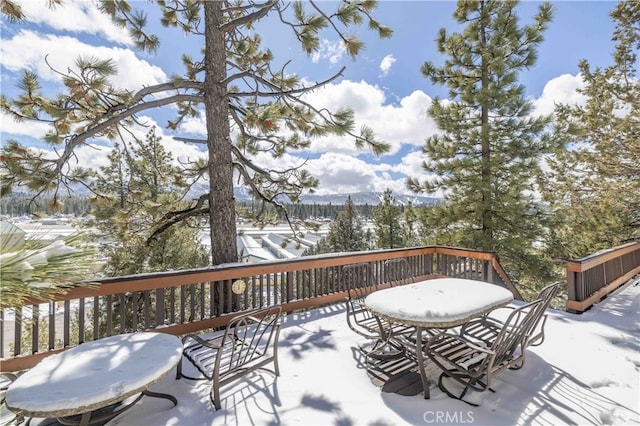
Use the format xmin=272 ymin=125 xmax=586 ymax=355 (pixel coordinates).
xmin=0 ymin=1 xmax=618 ymax=197
xmin=4 ymin=277 xmax=639 ymax=425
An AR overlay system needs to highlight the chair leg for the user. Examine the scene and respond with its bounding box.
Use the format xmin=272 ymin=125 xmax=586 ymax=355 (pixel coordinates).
xmin=211 ymin=385 xmax=221 ymax=411
xmin=273 ymin=356 xmax=280 ymax=377
xmin=175 ymin=358 xmax=183 ymax=379
xmin=437 ymin=371 xmax=484 ymax=407
xmin=273 ymin=343 xmax=280 ymax=377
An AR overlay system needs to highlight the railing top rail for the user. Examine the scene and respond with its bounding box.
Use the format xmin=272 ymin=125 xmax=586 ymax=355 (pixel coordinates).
xmin=566 ymin=241 xmax=640 ymax=273
xmin=13 ymin=245 xmax=512 ymax=305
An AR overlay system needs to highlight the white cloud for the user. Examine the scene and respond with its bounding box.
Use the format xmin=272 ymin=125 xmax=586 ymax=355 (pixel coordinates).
xmin=172 ymin=81 xmax=441 ymax=196
xmin=396 ymin=148 xmax=427 ymax=180
xmin=231 ymin=150 xmax=395 ymax=196
xmin=12 ymin=0 xmax=132 ymax=45
xmin=181 ymin=114 xmax=207 ymax=136
xmin=113 ymin=117 xmax=208 ymax=167
xmin=71 ymin=143 xmax=112 ymax=172
xmin=301 ymin=80 xmax=437 ymax=156
xmin=379 ymin=54 xmax=396 ymax=77
xmin=533 ymin=73 xmax=587 ymax=116
xmin=1 ymin=30 xmax=166 ymax=91
xmin=311 ymin=39 xmax=346 ymax=64
xmin=305 ymin=153 xmax=378 ymax=194
xmin=0 ymin=111 xmax=51 ymax=140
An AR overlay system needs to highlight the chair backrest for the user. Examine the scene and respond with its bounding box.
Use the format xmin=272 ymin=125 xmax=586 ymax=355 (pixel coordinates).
xmin=525 ymin=281 xmax=561 ymax=346
xmin=219 ymin=305 xmax=282 ymax=374
xmin=383 ymin=258 xmax=412 ymax=286
xmin=341 ymin=263 xmax=376 ymax=294
xmin=536 ymin=281 xmax=560 ymax=310
xmin=489 ymin=299 xmax=543 ymax=366
xmin=342 ymin=264 xmax=383 ymax=340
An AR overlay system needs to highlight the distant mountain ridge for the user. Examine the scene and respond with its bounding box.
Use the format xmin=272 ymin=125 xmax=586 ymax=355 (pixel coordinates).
xmin=233 ymin=187 xmax=441 ymax=206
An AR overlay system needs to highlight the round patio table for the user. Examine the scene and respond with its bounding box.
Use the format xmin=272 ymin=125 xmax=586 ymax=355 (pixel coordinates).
xmin=6 ymin=332 xmax=182 ymax=426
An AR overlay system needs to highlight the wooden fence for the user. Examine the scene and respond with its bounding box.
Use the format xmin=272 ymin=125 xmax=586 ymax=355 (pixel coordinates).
xmin=0 ymin=245 xmax=521 ymax=372
xmin=566 ymin=241 xmax=640 ymax=313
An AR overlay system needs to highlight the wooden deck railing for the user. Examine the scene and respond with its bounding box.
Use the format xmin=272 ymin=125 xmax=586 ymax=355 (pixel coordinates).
xmin=566 ymin=241 xmax=640 ymax=313
xmin=0 ymin=245 xmax=521 ymax=372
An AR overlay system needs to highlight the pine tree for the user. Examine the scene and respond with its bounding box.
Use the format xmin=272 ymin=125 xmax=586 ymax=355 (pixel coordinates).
xmin=372 ymin=189 xmax=403 ymax=249
xmin=543 ymin=0 xmax=640 ymax=259
xmin=91 ymin=127 xmax=209 ymax=275
xmin=407 ymin=0 xmax=558 ymax=284
xmin=304 ymin=196 xmax=368 ymax=255
xmin=0 ymin=1 xmax=391 ymax=266
xmin=402 ymin=201 xmax=420 ymax=247
xmin=327 ymin=196 xmax=369 ymax=252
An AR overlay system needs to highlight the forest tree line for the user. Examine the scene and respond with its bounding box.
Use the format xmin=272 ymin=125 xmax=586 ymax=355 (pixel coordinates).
xmin=0 ymin=194 xmax=401 ymax=221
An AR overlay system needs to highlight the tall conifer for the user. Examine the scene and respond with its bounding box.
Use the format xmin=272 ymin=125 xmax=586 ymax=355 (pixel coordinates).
xmin=373 ymin=189 xmax=403 ymax=249
xmin=408 ymin=0 xmax=557 ymax=283
xmin=543 ymin=0 xmax=640 ymax=259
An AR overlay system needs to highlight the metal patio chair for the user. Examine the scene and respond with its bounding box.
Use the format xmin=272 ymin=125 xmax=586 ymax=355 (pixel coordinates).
xmin=424 ymin=300 xmax=542 ymax=405
xmin=343 ymin=263 xmax=407 ymax=360
xmin=459 ymin=281 xmax=561 ymax=351
xmin=178 ymin=305 xmax=282 ymax=410
xmin=424 ymin=299 xmax=543 ymax=405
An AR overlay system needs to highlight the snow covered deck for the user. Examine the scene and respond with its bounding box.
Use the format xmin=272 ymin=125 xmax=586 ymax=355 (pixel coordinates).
xmin=6 ymin=280 xmax=640 ymax=425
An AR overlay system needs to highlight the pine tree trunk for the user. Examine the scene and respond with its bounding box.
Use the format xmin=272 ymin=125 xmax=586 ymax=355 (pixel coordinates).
xmin=204 ymin=2 xmax=238 ymax=265
xmin=479 ymin=1 xmax=494 ymax=251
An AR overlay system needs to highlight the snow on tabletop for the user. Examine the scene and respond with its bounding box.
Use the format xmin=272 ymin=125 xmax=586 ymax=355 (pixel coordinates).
xmin=365 ymin=277 xmax=514 ymax=325
xmin=6 ymin=332 xmax=182 ymax=415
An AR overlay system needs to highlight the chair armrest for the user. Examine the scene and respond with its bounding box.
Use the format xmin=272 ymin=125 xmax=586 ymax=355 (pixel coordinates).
xmin=426 ymin=332 xmax=495 ymax=356
xmin=182 ymin=333 xmax=223 ymax=351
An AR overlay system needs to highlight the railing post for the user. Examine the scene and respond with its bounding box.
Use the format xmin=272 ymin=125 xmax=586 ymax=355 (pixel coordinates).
xmin=63 ymin=300 xmax=71 ymax=347
xmin=286 ymin=271 xmax=294 ymax=302
xmin=31 ymin=305 xmax=39 ymax=354
xmin=0 ymin=310 xmax=4 ymax=358
xmin=156 ymin=288 xmax=166 ymax=327
xmin=487 ymin=262 xmax=495 ymax=283
xmin=48 ymin=302 xmax=55 ymax=350
xmin=14 ymin=313 xmax=21 ymax=356
xmin=566 ymin=265 xmax=579 ymax=314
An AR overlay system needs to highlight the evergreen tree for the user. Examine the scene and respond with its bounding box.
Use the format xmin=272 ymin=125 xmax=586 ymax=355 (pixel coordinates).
xmin=407 ymin=0 xmax=558 ymax=284
xmin=304 ymin=196 xmax=368 ymax=255
xmin=543 ymin=0 xmax=640 ymax=259
xmin=402 ymin=201 xmax=420 ymax=247
xmin=91 ymin=127 xmax=209 ymax=275
xmin=327 ymin=196 xmax=369 ymax=252
xmin=0 ymin=1 xmax=391 ymax=266
xmin=372 ymin=189 xmax=403 ymax=249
